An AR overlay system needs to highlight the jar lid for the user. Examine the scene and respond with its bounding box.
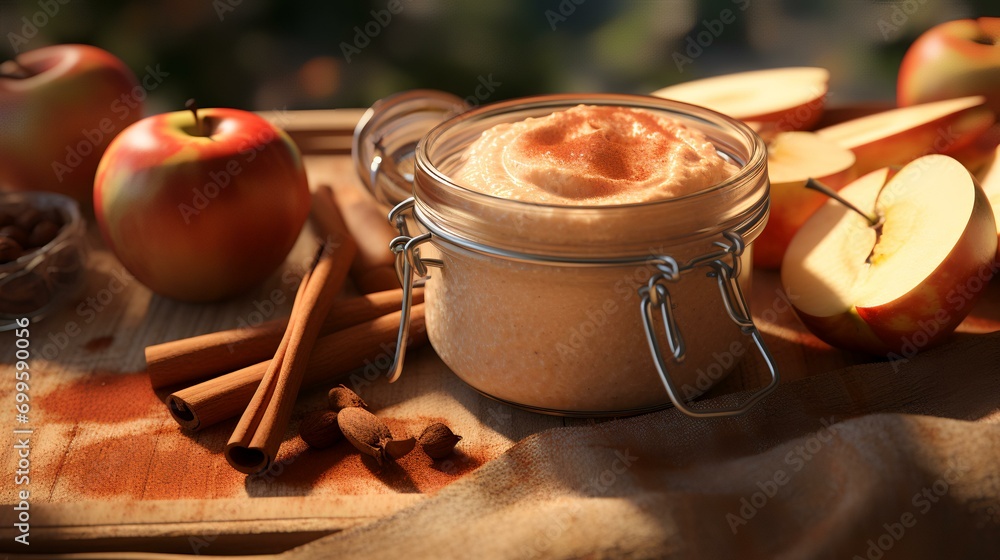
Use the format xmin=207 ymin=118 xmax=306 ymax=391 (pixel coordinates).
xmin=352 ymin=89 xmax=468 ymax=206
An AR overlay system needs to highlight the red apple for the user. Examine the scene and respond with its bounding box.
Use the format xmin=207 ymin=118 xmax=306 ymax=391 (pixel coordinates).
xmin=652 ymin=67 xmax=829 ymax=131
xmin=754 ymin=131 xmax=856 ymax=269
xmin=0 ymin=44 xmax=142 ymax=204
xmin=94 ymin=104 xmax=311 ymax=302
xmin=782 ymin=157 xmax=997 ymax=355
xmin=898 ymin=17 xmax=1000 ymax=115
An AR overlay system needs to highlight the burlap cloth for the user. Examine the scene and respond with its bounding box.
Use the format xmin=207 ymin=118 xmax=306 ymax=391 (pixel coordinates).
xmin=284 ymin=331 xmax=1000 ymax=559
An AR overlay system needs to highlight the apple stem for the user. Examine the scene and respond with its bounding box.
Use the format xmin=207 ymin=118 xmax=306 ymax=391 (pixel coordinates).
xmin=0 ymin=59 xmax=31 ymax=79
xmin=185 ymin=98 xmax=206 ymax=136
xmin=804 ymin=178 xmax=881 ymax=227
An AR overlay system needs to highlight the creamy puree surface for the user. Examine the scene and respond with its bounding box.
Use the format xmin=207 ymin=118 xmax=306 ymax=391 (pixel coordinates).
xmin=456 ymin=105 xmax=738 ymax=205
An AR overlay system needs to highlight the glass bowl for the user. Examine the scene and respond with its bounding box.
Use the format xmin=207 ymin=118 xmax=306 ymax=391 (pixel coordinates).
xmin=0 ymin=191 xmax=88 ymax=330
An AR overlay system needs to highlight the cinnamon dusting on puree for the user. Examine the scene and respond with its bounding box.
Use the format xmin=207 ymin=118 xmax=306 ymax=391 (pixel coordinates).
xmin=457 ymin=104 xmax=737 ymax=204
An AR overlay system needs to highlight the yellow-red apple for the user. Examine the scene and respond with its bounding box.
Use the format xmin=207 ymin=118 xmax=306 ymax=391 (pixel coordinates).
xmin=94 ymin=105 xmax=311 ymax=302
xmin=651 ymin=67 xmax=829 ymax=131
xmin=898 ymin=17 xmax=1000 ymax=115
xmin=0 ymin=44 xmax=142 ymax=204
xmin=815 ymin=96 xmax=995 ymax=175
xmin=754 ymin=131 xmax=856 ymax=269
xmin=977 ymin=144 xmax=1000 ymax=260
xmin=782 ymin=156 xmax=997 ymax=356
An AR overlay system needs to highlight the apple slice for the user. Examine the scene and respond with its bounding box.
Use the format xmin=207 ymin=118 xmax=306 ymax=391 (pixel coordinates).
xmin=815 ymin=96 xmax=995 ymax=175
xmin=949 ymin=123 xmax=1000 ymax=175
xmin=754 ymin=131 xmax=856 ymax=269
xmin=651 ymin=67 xmax=829 ymax=131
xmin=782 ymin=155 xmax=998 ymax=355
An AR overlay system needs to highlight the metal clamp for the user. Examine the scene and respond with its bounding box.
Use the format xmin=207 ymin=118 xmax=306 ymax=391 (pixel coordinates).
xmin=639 ymin=231 xmax=779 ymax=418
xmin=385 ymin=206 xmax=778 ymax=415
xmin=385 ymin=198 xmax=439 ymax=383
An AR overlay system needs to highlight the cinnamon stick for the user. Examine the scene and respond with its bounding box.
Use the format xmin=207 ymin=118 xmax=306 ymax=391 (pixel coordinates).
xmin=167 ymin=305 xmax=426 ymax=432
xmin=145 ymin=288 xmax=423 ymax=390
xmin=330 ymin=181 xmax=401 ymax=293
xmin=225 ymin=186 xmax=355 ymax=474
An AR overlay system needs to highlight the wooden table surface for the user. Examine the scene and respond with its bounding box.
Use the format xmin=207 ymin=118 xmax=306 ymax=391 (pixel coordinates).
xmin=1 ymin=110 xmax=998 ymax=556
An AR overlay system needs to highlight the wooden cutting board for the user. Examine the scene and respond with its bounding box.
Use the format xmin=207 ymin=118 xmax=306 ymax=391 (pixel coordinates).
xmin=1 ymin=109 xmax=998 ymax=556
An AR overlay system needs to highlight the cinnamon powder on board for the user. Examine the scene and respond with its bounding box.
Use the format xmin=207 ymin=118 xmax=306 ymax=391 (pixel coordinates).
xmin=39 ymin=371 xmax=159 ymax=424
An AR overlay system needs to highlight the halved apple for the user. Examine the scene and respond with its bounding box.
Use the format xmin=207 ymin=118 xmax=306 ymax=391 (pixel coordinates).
xmin=651 ymin=67 xmax=829 ymax=131
xmin=754 ymin=131 xmax=856 ymax=269
xmin=815 ymin=96 xmax=995 ymax=175
xmin=977 ymin=144 xmax=1000 ymax=259
xmin=782 ymin=156 xmax=998 ymax=355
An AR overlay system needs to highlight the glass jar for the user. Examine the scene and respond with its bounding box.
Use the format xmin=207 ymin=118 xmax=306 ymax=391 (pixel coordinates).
xmin=355 ymin=92 xmax=779 ymax=417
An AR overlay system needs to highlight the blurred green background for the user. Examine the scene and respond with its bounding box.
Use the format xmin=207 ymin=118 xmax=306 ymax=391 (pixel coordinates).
xmin=2 ymin=0 xmax=998 ymax=113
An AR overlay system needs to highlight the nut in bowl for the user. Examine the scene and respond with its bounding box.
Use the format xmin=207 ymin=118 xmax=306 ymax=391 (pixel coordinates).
xmin=0 ymin=191 xmax=88 ymax=330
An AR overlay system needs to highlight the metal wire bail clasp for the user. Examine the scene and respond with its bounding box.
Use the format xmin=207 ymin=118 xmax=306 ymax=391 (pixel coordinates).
xmin=385 ymin=197 xmax=437 ymax=383
xmin=640 ymin=231 xmax=780 ymax=418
